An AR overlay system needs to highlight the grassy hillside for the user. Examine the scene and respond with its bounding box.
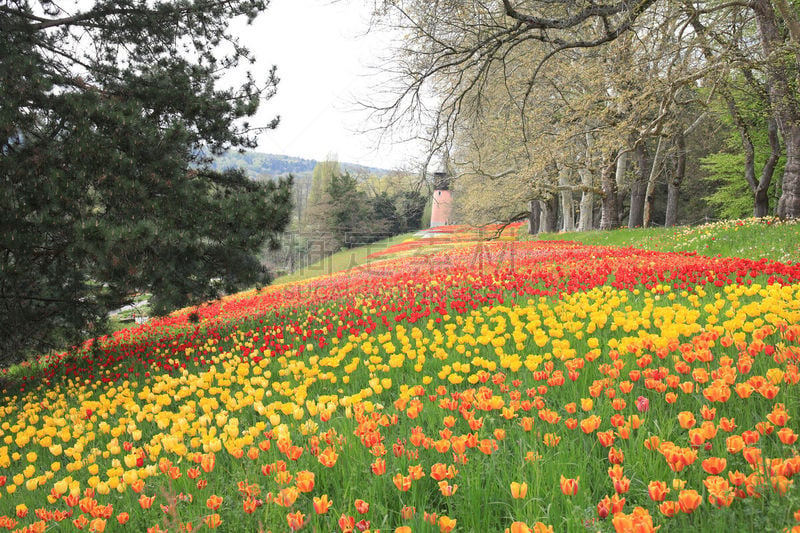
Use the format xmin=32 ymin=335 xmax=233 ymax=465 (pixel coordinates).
xmin=272 ymin=233 xmax=417 ymax=286
xmin=2 ymin=220 xmax=800 ymax=532
xmin=534 ymin=218 xmax=800 ymax=263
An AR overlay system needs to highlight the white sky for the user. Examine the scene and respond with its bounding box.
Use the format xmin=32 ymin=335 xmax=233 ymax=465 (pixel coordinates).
xmin=233 ymin=0 xmax=421 ymax=170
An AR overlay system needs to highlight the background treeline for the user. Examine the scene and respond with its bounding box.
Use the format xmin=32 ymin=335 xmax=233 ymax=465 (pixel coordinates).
xmin=216 ymin=153 xmax=429 ymax=276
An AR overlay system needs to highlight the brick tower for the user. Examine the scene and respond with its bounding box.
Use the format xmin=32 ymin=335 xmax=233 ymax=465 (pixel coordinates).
xmin=430 ymin=171 xmax=453 ymax=228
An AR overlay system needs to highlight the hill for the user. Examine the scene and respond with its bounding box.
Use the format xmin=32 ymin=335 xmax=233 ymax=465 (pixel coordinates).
xmin=210 ymin=150 xmax=392 ymax=180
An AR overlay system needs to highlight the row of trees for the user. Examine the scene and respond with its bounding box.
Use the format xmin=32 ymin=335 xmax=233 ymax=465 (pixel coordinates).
xmin=367 ymin=0 xmax=800 ymax=229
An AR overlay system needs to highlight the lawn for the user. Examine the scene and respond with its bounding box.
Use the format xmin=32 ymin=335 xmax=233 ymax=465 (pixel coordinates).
xmin=535 ymin=218 xmax=800 ymax=263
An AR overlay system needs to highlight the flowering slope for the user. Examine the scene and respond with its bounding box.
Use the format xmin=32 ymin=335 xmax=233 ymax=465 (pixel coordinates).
xmin=2 ymin=240 xmax=800 ymax=532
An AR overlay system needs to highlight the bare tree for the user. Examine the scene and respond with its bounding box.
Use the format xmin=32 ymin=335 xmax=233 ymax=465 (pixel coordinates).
xmin=366 ymin=0 xmax=800 ymax=221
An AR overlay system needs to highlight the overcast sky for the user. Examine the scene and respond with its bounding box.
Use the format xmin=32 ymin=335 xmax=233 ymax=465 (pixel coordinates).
xmin=233 ymin=0 xmax=420 ymax=170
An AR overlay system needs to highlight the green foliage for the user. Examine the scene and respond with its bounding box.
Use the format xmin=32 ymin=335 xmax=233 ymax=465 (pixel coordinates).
xmin=701 ymin=153 xmax=761 ymax=219
xmin=394 ymin=190 xmax=427 ymax=232
xmin=323 ymin=172 xmax=389 ymax=248
xmin=700 ymin=78 xmax=785 ymax=218
xmin=0 ymin=0 xmax=292 ymax=364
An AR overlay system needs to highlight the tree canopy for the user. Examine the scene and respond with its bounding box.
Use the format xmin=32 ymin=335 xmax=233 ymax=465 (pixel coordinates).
xmin=369 ymin=0 xmax=800 ymax=224
xmin=1 ymin=0 xmax=292 ymax=364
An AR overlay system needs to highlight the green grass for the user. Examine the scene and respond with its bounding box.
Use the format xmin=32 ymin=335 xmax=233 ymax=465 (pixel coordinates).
xmin=272 ymin=232 xmax=419 ymax=286
xmin=532 ymin=218 xmax=800 ymax=263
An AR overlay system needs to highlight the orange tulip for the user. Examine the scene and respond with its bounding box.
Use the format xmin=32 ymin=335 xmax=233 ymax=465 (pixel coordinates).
xmin=355 ymin=499 xmax=370 ymax=514
xmin=560 ymin=475 xmax=579 ymax=496
xmin=718 ymin=417 xmax=737 ymax=432
xmin=74 ymin=515 xmax=89 ymax=530
xmin=743 ymin=446 xmax=762 ymax=466
xmin=647 ymin=480 xmax=669 ymax=502
xmin=580 ymin=415 xmax=602 ymax=434
xmin=296 ymin=470 xmax=315 ymax=493
xmin=543 ymin=433 xmax=561 ymax=447
xmin=597 ymin=430 xmax=615 ymax=448
xmin=274 ymin=487 xmax=299 ymax=507
xmin=507 ymin=522 xmax=532 ymax=533
xmin=612 ymin=507 xmax=656 ymax=533
xmin=613 ymin=476 xmax=631 ymax=494
xmin=286 ymin=510 xmax=305 ymax=532
xmin=608 ymin=464 xmax=624 ymax=481
xmin=677 ymin=489 xmax=702 ymax=513
xmin=431 ymin=463 xmax=449 ymax=481
xmin=510 ymin=481 xmax=528 ymax=499
xmin=608 ymin=447 xmax=624 ymax=465
xmin=701 ymin=405 xmax=716 ymax=420
xmin=138 ymin=494 xmax=155 ymax=510
xmin=702 ymin=457 xmax=727 ymax=475
xmin=408 ymin=464 xmax=425 ymax=480
xmin=206 ymin=495 xmax=223 ymax=511
xmin=438 ymin=515 xmax=457 ymax=533
xmin=318 ymin=447 xmax=338 ymax=467
xmin=728 ymin=470 xmax=747 ymax=486
xmin=204 ymin=514 xmax=222 ymax=529
xmin=393 ymin=473 xmax=412 ymax=492
xmin=243 ymin=497 xmax=258 ymax=514
xmin=677 ymin=411 xmax=696 ymax=429
xmin=438 ymin=480 xmax=458 ymax=496
xmin=313 ymin=494 xmax=332 ymax=514
xmin=726 ymin=435 xmax=745 ymax=454
xmin=658 ymin=501 xmax=680 ymax=517
xmin=371 ymin=458 xmax=386 ymax=475
xmin=778 ymin=427 xmax=798 ymax=445
xmin=200 ymin=453 xmax=215 ymax=473
xmin=339 ymin=514 xmax=355 ymax=531
xmin=742 ymin=430 xmax=760 ymax=444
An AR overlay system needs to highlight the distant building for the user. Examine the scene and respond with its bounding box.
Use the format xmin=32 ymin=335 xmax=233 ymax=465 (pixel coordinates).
xmin=430 ymin=171 xmax=453 ymax=228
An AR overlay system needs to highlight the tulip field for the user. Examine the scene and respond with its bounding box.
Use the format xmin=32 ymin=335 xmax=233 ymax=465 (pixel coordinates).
xmin=2 ymin=222 xmax=800 ymax=532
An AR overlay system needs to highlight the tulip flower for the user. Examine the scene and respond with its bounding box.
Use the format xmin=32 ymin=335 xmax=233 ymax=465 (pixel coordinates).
xmin=648 ymin=481 xmax=669 ymax=502
xmin=560 ymin=475 xmax=579 ymax=496
xmin=313 ymin=494 xmax=333 ymax=514
xmin=635 ymin=396 xmax=650 ymax=412
xmin=510 ymin=481 xmax=528 ymax=499
xmin=287 ymin=510 xmax=305 ymax=532
xmin=678 ymin=489 xmax=702 ymax=513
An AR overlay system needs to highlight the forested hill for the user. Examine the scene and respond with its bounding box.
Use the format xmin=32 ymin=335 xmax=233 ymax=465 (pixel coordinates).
xmin=211 ymin=151 xmax=391 ymax=180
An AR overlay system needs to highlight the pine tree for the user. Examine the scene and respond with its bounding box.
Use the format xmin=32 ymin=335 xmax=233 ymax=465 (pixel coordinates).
xmin=0 ymin=0 xmax=292 ymax=364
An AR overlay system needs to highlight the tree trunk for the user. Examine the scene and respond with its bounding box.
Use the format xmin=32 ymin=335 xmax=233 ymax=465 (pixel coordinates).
xmin=578 ymin=132 xmax=595 ymax=231
xmin=665 ymin=134 xmax=686 ymax=227
xmin=528 ymin=200 xmax=541 ymax=235
xmin=615 ymin=150 xmax=627 ymax=225
xmin=629 ymin=143 xmax=648 ymax=228
xmin=599 ymin=152 xmax=619 ymax=230
xmin=540 ymin=197 xmax=558 ymax=233
xmin=559 ymin=165 xmax=575 ymax=232
xmin=752 ymin=0 xmax=800 ymax=219
xmin=643 ymin=136 xmax=663 ymax=228
xmin=755 ymin=118 xmax=781 ymax=217
xmin=578 ymin=169 xmax=594 ymax=231
xmin=778 ymin=125 xmax=800 ymax=218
